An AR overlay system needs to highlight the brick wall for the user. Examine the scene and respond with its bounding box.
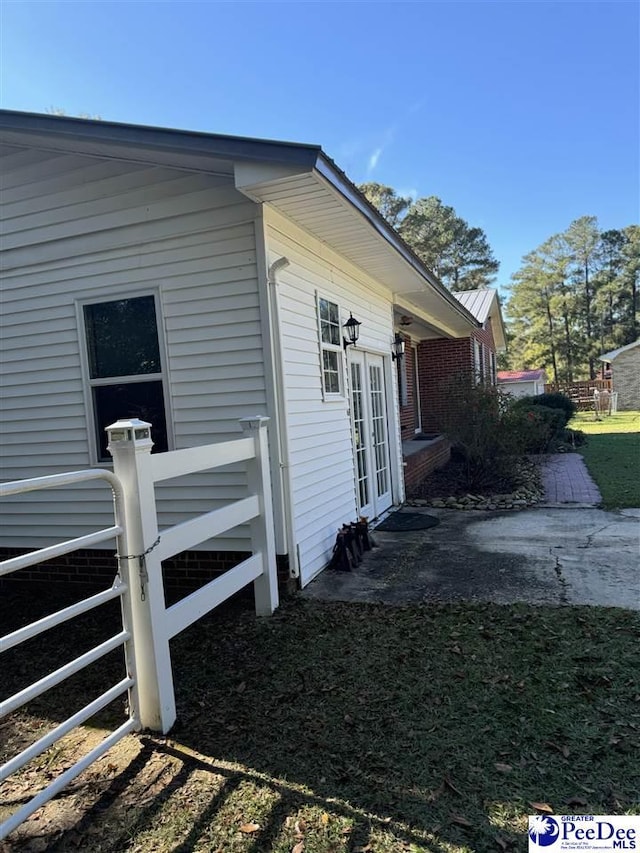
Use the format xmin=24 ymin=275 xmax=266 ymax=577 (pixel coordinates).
xmin=417 ymin=337 xmax=474 ymax=432
xmin=403 ymin=437 xmax=452 ymax=493
xmin=416 ymin=324 xmax=498 ymax=433
xmin=612 ymin=348 xmax=640 ymax=410
xmin=398 ymin=334 xmax=419 ymax=439
xmin=472 ymin=322 xmax=497 ymax=379
xmin=0 ymin=547 xmax=260 ymax=603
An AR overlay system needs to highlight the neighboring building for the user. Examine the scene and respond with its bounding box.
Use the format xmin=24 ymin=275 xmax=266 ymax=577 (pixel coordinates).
xmin=0 ymin=110 xmax=485 ymax=589
xmin=598 ymin=341 xmax=640 ymax=411
xmin=497 ymin=369 xmax=547 ymax=398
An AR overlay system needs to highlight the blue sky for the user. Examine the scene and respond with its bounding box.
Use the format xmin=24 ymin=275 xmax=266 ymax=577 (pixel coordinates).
xmin=1 ymin=1 xmax=637 ymax=289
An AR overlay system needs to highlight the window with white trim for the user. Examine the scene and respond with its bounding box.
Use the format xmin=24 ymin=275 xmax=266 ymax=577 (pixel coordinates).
xmin=473 ymin=339 xmax=487 ymax=385
xmin=490 ymin=351 xmax=497 ymax=385
xmin=83 ymin=294 xmax=170 ymax=461
xmin=317 ymin=295 xmax=343 ymax=397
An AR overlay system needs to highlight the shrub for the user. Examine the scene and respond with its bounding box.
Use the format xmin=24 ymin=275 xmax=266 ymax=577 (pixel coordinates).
xmin=562 ymin=427 xmax=587 ymax=447
xmin=511 ymin=392 xmax=577 ymax=426
xmin=504 ymin=404 xmax=566 ymax=453
xmin=437 ymin=375 xmax=520 ymax=490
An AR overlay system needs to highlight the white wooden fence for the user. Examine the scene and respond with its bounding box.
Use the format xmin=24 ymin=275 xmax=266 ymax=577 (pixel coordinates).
xmin=0 ymin=416 xmax=279 ymax=839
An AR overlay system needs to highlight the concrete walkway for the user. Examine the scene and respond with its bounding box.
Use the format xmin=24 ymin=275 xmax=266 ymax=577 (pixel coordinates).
xmin=305 ymin=454 xmax=639 ymax=610
xmin=539 ymin=453 xmax=602 ymax=506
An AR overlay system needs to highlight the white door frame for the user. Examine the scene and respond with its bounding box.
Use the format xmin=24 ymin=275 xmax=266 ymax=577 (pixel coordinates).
xmin=348 ymin=349 xmax=395 ymax=520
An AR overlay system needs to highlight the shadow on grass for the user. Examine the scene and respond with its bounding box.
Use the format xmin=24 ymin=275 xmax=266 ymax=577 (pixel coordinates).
xmin=3 ymin=590 xmax=640 ymax=852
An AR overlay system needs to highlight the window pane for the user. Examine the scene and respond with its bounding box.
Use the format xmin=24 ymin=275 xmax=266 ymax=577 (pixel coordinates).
xmin=323 ymin=349 xmax=340 ymax=394
xmin=93 ymin=380 xmax=168 ymax=461
xmin=318 ymin=297 xmax=341 ymax=346
xmin=85 ymin=296 xmax=161 ymax=379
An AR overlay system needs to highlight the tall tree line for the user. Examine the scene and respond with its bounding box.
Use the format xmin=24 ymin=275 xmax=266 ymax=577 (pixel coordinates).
xmin=506 ymin=217 xmax=639 ymax=383
xmin=359 ymin=183 xmax=499 ymax=291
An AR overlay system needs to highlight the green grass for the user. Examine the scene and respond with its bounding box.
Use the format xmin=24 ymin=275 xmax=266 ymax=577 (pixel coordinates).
xmin=569 ymin=410 xmax=640 ymax=435
xmin=569 ymin=410 xmax=640 ymax=508
xmin=2 ymin=594 xmax=639 ymax=852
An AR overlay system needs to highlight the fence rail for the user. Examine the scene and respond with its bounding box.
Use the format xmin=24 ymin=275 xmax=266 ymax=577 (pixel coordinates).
xmin=544 ymin=380 xmax=613 ymax=412
xmin=1 ymin=415 xmax=278 ymax=839
xmin=0 ymin=469 xmax=137 ymax=841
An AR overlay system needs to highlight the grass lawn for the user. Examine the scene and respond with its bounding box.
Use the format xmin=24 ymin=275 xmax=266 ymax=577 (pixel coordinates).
xmin=569 ymin=411 xmax=640 ymax=508
xmin=2 ymin=592 xmax=639 ymax=852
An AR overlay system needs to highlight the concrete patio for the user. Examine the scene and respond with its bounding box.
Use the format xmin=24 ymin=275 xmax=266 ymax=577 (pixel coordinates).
xmin=305 ymin=455 xmax=640 ymax=610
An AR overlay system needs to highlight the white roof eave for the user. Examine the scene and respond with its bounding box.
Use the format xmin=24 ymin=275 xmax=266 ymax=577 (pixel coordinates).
xmin=235 ymin=163 xmax=478 ymax=339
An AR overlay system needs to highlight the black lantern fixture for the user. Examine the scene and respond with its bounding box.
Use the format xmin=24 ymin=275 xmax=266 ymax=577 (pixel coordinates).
xmin=343 ymin=313 xmax=362 ymax=350
xmin=391 ymin=333 xmax=405 ymax=361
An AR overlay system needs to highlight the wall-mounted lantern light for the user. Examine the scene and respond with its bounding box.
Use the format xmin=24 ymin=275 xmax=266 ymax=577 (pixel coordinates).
xmin=343 ymin=313 xmax=362 ymax=350
xmin=391 ymin=333 xmax=405 ymax=361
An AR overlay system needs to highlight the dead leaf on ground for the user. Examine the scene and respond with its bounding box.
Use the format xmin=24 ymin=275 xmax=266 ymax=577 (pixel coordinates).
xmin=292 ymin=842 xmax=304 ymax=853
xmin=530 ymin=802 xmax=554 ymax=814
xmin=450 ymin=814 xmax=473 ymax=828
xmin=320 ymin=812 xmax=330 ymax=826
xmin=495 ymin=763 xmax=512 ymax=773
xmin=240 ymin=822 xmax=260 ymax=833
xmin=354 ymin=845 xmax=372 ymax=852
xmin=444 ymin=775 xmax=463 ymax=796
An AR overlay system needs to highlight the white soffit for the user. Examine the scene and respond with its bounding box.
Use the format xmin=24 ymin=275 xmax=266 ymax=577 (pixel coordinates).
xmin=236 ymin=164 xmax=476 ymax=339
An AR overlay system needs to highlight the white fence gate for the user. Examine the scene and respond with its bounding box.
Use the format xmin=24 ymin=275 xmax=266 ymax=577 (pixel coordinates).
xmin=0 ymin=416 xmax=279 ymax=840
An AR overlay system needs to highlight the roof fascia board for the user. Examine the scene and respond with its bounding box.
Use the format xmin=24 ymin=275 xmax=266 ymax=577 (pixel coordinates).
xmin=314 ymin=153 xmax=479 ymax=328
xmin=489 ymin=291 xmax=507 ymax=351
xmin=0 ymin=109 xmax=321 ymax=169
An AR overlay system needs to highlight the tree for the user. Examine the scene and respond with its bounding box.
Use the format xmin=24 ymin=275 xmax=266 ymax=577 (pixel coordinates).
xmin=505 ymin=217 xmax=639 ymax=382
xmin=359 ymin=182 xmax=411 ymax=229
xmin=359 ymin=185 xmax=499 ymax=290
xmin=564 ymin=216 xmax=601 ymax=378
xmin=507 ymin=245 xmax=563 ymax=384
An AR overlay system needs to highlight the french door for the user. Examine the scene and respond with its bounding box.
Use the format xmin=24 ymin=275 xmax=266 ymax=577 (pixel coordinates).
xmin=349 ymin=351 xmax=393 ymax=520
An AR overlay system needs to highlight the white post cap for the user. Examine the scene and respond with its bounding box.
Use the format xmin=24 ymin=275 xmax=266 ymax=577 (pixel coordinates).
xmin=106 ymin=418 xmax=154 ymax=450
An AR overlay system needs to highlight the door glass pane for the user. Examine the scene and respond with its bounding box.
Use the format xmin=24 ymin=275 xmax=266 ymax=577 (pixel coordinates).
xmin=351 ymin=362 xmax=369 ymax=508
xmin=369 ymin=365 xmax=389 ymax=497
xmin=85 ymin=296 xmax=161 ymax=379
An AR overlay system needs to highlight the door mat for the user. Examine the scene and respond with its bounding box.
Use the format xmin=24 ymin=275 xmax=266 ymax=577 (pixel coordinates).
xmin=376 ymin=512 xmax=440 ymax=532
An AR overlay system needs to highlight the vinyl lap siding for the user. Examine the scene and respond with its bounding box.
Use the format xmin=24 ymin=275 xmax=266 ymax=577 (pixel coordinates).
xmin=0 ymin=145 xmax=264 ymax=551
xmin=266 ymin=210 xmax=401 ymax=585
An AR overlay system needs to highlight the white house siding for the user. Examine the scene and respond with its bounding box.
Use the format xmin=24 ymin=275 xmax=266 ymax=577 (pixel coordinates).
xmin=0 ymin=144 xmax=265 ymax=551
xmin=264 ymin=208 xmax=403 ymax=585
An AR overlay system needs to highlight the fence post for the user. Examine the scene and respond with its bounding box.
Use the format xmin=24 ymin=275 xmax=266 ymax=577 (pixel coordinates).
xmin=239 ymin=417 xmax=279 ymax=616
xmin=106 ymin=419 xmax=176 ymax=734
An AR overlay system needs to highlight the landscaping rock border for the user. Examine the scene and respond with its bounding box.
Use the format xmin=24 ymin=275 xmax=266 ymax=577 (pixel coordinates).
xmin=406 ymin=459 xmax=544 ymax=511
